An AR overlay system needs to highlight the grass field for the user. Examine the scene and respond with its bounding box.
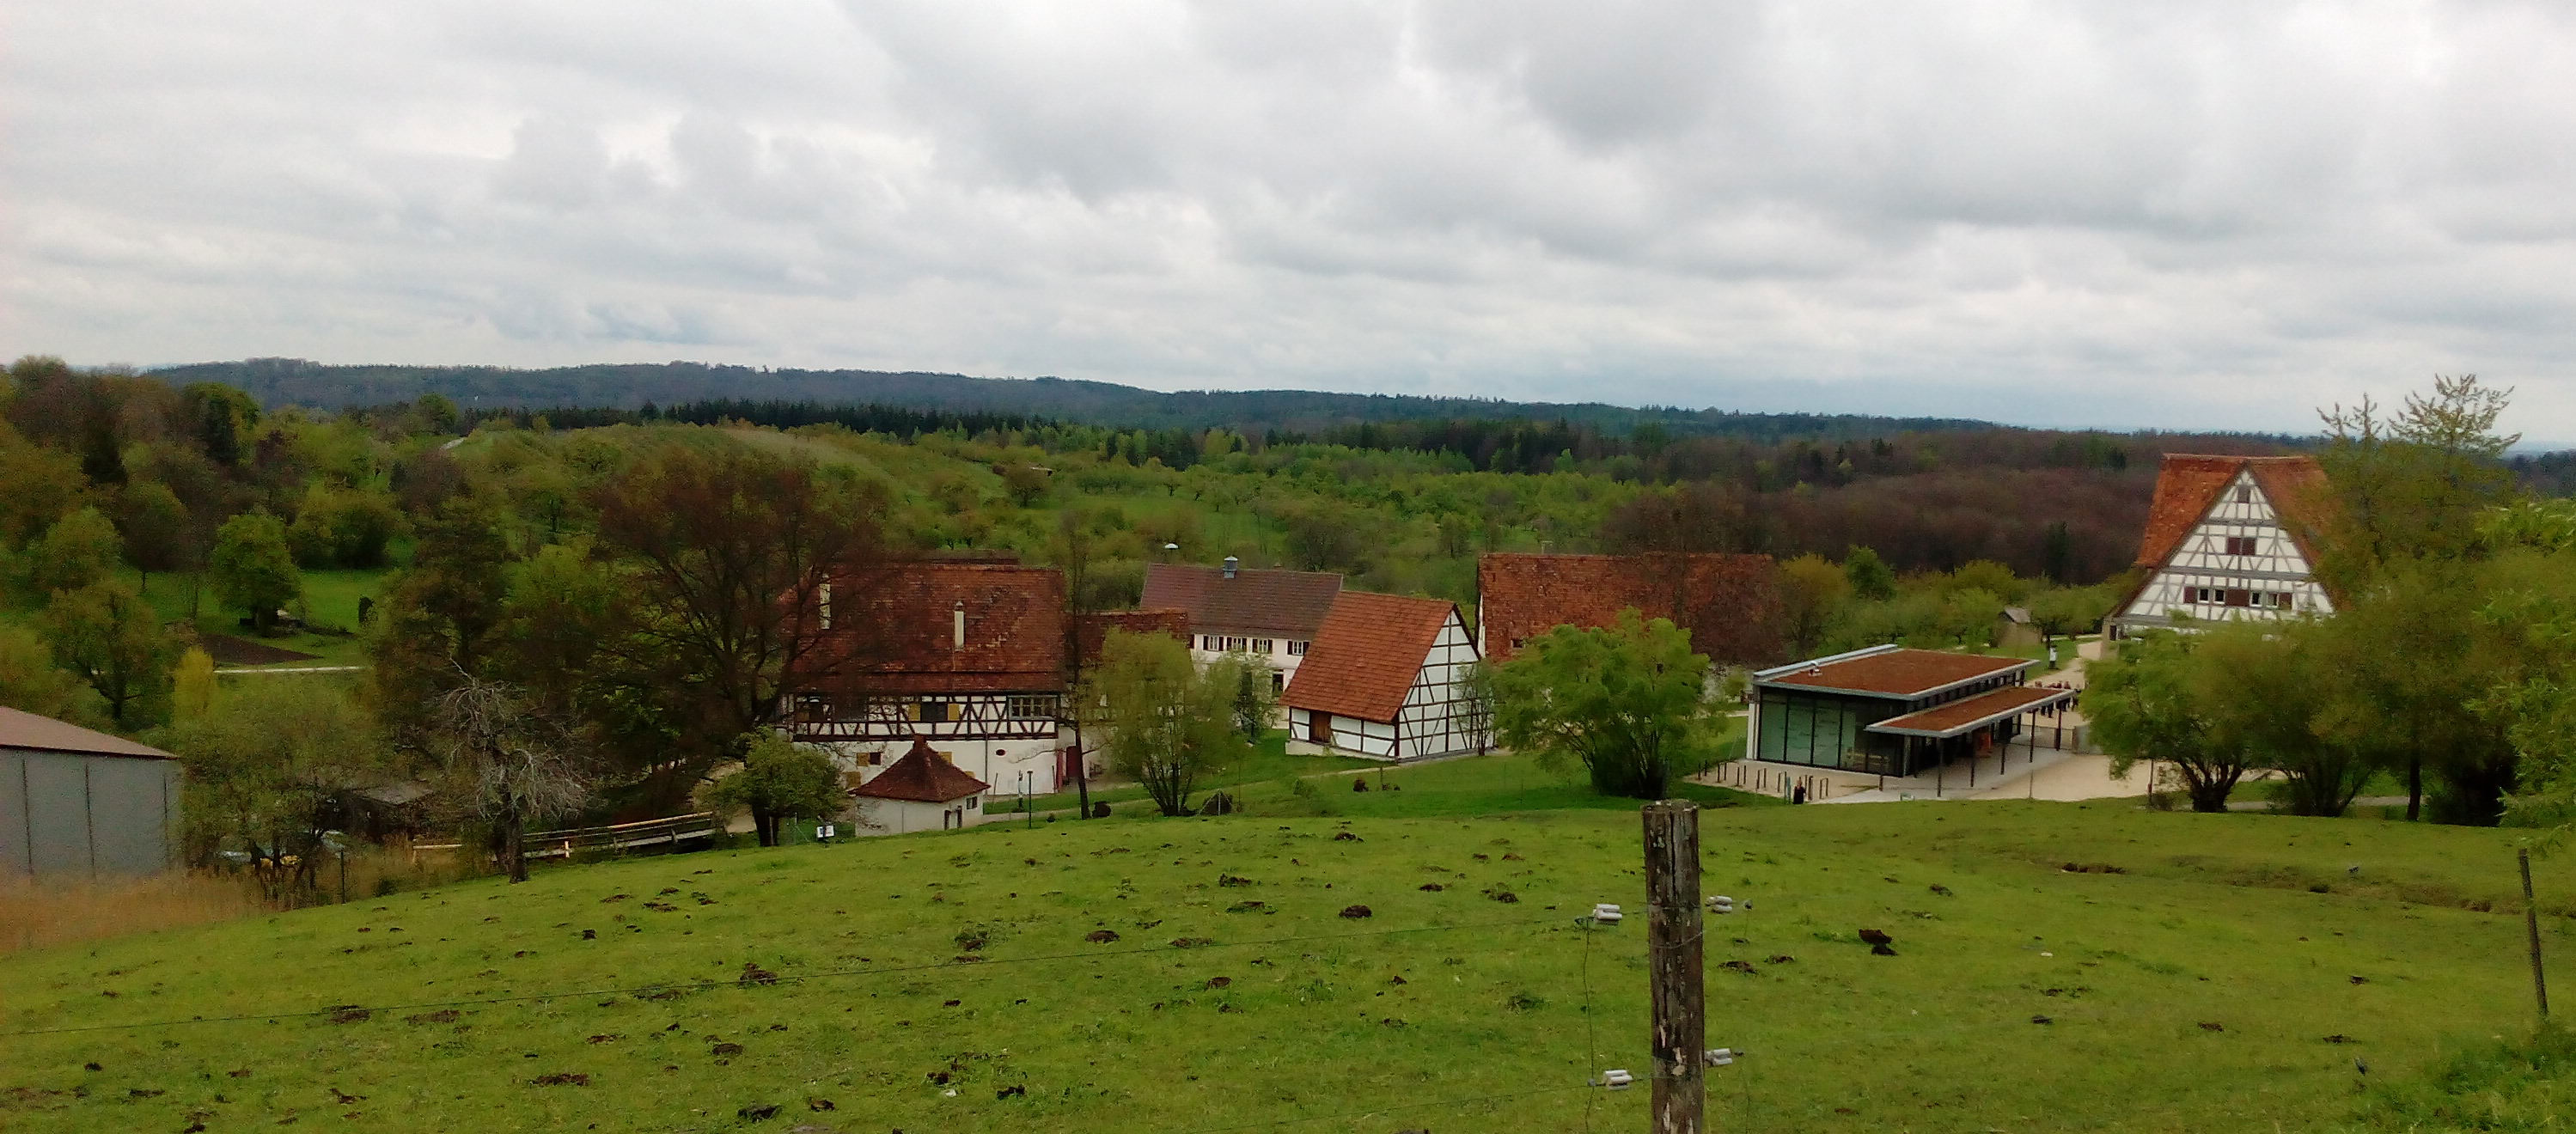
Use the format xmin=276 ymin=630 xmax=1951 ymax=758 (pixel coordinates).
xmin=121 ymin=564 xmax=394 ymax=669
xmin=5 ymin=764 xmax=2569 ymax=1133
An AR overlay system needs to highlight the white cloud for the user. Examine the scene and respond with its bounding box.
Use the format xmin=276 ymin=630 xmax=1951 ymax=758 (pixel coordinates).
xmin=4 ymin=0 xmax=2575 ymax=436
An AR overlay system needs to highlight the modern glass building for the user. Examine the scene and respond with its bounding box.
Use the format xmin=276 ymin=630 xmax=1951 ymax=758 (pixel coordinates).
xmin=1746 ymin=645 xmax=2077 ymax=777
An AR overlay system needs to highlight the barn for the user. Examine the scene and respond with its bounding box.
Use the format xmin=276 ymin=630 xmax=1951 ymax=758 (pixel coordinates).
xmin=1282 ymin=591 xmax=1488 ymax=763
xmin=2 ymin=707 xmax=182 ymax=881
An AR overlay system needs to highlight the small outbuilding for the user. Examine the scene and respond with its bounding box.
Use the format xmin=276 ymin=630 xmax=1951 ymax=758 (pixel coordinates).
xmin=2 ymin=707 xmax=182 ymax=881
xmin=849 ymin=739 xmax=991 ymax=834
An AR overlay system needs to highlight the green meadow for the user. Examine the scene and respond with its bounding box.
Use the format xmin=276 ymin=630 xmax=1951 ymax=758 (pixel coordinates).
xmin=6 ymin=758 xmax=2570 ymax=1133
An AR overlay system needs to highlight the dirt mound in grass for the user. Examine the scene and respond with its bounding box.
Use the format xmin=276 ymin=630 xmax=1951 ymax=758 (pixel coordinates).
xmin=200 ymin=635 xmax=320 ymax=666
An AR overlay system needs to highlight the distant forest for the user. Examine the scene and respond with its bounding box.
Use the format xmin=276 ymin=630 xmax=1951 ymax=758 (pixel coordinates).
xmin=155 ymin=357 xmax=1999 ymax=441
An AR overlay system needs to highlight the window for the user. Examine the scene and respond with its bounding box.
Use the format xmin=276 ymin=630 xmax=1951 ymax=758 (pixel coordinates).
xmin=1006 ymin=694 xmax=1058 ymax=720
xmin=1288 ymin=640 xmax=1309 ymax=656
xmin=2224 ymin=536 xmax=2257 ymax=556
xmin=1271 ymin=672 xmax=1285 ymax=695
xmin=2234 ymin=485 xmax=2252 ymax=503
xmin=1253 ymin=638 xmax=1274 ymax=654
xmin=916 ymin=700 xmax=951 ymax=724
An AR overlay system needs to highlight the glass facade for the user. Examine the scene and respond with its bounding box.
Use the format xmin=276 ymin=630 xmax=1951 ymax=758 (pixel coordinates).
xmin=1752 ymin=674 xmax=2028 ymax=777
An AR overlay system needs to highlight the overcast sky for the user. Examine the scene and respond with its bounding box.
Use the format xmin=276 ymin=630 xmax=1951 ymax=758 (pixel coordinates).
xmin=7 ymin=3 xmax=2574 ymax=437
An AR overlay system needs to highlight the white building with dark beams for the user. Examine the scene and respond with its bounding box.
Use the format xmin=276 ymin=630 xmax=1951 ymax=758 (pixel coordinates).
xmin=791 ymin=560 xmax=1075 ymax=798
xmin=2105 ymin=454 xmax=2337 ymax=638
xmin=1142 ymin=558 xmax=1343 ymax=694
xmin=1282 ymin=591 xmax=1489 ymax=763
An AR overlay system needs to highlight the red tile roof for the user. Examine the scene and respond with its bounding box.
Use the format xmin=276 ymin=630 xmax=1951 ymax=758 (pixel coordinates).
xmin=1478 ymin=552 xmax=1782 ymax=666
xmin=1759 ymin=648 xmax=2030 ymax=698
xmin=2133 ymin=454 xmax=2333 ymax=569
xmin=0 ymin=707 xmax=172 ymax=759
xmin=1142 ymin=564 xmax=1342 ymax=638
xmin=813 ymin=562 xmax=1066 ymax=695
xmin=852 ymin=739 xmax=990 ymax=802
xmin=1866 ymin=685 xmax=2075 ymax=737
xmin=1281 ymin=591 xmax=1457 ymax=723
xmin=1076 ymin=609 xmax=1191 ymax=662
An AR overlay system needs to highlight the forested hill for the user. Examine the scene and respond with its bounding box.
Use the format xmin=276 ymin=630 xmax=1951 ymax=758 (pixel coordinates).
xmin=150 ymin=357 xmax=1990 ymax=441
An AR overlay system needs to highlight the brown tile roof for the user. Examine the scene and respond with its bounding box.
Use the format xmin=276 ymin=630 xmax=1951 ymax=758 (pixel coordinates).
xmin=1866 ymin=685 xmax=2076 ymax=737
xmin=1281 ymin=591 xmax=1457 ymax=723
xmin=1141 ymin=564 xmax=1342 ymax=638
xmin=1075 ymin=609 xmax=1191 ymax=662
xmin=0 ymin=707 xmax=173 ymax=759
xmin=2133 ymin=454 xmax=2333 ymax=569
xmin=852 ymin=739 xmax=990 ymax=802
xmin=1478 ymin=552 xmax=1783 ymax=666
xmin=1758 ymin=647 xmax=2031 ymax=698
xmin=814 ymin=562 xmax=1066 ymax=695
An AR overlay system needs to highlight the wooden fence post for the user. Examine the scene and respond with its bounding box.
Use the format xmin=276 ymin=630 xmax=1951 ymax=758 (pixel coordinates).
xmin=1644 ymin=800 xmax=1705 ymax=1134
xmin=2522 ymin=848 xmax=2550 ymax=1024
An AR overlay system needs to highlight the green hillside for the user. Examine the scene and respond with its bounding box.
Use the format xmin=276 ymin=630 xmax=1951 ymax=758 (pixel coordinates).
xmin=6 ymin=786 xmax=2567 ymax=1132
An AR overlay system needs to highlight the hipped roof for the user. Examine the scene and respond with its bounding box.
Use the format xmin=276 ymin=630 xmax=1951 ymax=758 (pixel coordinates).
xmin=0 ymin=707 xmax=173 ymax=760
xmin=852 ymin=740 xmax=990 ymax=803
xmin=1281 ymin=591 xmax=1458 ymax=723
xmin=1141 ymin=563 xmax=1342 ymax=638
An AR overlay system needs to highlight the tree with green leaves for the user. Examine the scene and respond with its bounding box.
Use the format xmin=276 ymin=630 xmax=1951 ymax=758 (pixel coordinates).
xmin=0 ymin=622 xmax=102 ymax=727
xmin=2085 ymin=630 xmax=2250 ymax=813
xmin=1776 ymin=553 xmax=1850 ymax=657
xmin=208 ymin=510 xmax=300 ymax=633
xmin=1485 ymin=609 xmax=1722 ymax=799
xmin=113 ymin=480 xmax=192 ymax=594
xmin=1080 ymin=629 xmax=1247 ymax=816
xmin=1843 ymin=546 xmax=1897 ymax=601
xmin=162 ymin=678 xmax=382 ymax=902
xmin=172 ymin=645 xmax=217 ymax=720
xmin=40 ymin=581 xmax=178 ymax=728
xmin=699 ymin=730 xmax=845 ymax=847
xmin=28 ymin=505 xmax=122 ymax=597
xmin=2194 ymin=619 xmax=2375 ymax=817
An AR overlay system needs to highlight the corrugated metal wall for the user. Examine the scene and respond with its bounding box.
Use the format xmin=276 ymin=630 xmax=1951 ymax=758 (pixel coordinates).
xmin=2 ymin=749 xmax=179 ymax=880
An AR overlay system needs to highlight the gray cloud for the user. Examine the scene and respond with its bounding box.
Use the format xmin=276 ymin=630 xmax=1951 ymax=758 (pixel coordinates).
xmin=5 ymin=0 xmax=2575 ymax=436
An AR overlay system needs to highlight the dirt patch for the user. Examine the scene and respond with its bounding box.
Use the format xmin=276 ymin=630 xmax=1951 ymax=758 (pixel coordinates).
xmin=201 ymin=635 xmax=320 ymax=666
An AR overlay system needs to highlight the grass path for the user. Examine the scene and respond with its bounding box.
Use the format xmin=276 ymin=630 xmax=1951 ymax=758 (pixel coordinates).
xmin=4 ymin=796 xmax=2567 ymax=1132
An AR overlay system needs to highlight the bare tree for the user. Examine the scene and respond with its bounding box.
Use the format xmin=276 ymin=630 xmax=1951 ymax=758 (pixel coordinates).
xmin=431 ymin=674 xmax=593 ymax=883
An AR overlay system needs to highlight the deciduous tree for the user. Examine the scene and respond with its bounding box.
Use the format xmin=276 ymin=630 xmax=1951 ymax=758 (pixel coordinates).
xmin=207 ymin=510 xmax=300 ymax=633
xmin=1080 ymin=629 xmax=1245 ymax=816
xmin=40 ymin=581 xmax=178 ymax=727
xmin=2085 ymin=630 xmax=2250 ymax=813
xmin=698 ymin=730 xmax=843 ymax=847
xmin=430 ymin=674 xmax=593 ymax=884
xmin=1486 ymin=610 xmax=1723 ymax=799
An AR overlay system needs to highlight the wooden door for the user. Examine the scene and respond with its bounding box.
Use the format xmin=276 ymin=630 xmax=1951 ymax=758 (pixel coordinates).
xmin=1312 ymin=712 xmax=1334 ymax=747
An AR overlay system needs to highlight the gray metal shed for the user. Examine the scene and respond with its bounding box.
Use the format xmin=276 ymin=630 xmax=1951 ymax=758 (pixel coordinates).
xmin=1 ymin=706 xmax=182 ymax=880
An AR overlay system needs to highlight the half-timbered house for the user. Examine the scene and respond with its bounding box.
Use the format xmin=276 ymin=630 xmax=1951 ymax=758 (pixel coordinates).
xmin=790 ymin=560 xmax=1074 ymax=799
xmin=2104 ymin=454 xmax=2335 ymax=638
xmin=1142 ymin=558 xmax=1341 ymax=694
xmin=1282 ymin=591 xmax=1488 ymax=762
xmin=1477 ymin=552 xmax=1784 ymax=667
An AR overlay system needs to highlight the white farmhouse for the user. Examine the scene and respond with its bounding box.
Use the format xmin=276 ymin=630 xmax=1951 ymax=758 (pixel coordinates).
xmin=1142 ymin=558 xmax=1341 ymax=695
xmin=2105 ymin=454 xmax=2336 ymax=638
xmin=1282 ymin=591 xmax=1489 ymax=763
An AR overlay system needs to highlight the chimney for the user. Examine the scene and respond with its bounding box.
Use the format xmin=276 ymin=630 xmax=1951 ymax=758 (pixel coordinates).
xmin=1222 ymin=556 xmax=1239 ymax=580
xmin=952 ymin=601 xmax=966 ymax=650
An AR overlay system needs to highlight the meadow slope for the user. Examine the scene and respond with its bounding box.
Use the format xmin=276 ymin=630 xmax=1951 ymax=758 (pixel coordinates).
xmin=3 ymin=794 xmax=2568 ymax=1133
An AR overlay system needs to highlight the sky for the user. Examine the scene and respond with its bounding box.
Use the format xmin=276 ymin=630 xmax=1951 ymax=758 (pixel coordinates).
xmin=5 ymin=2 xmax=2574 ymax=438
